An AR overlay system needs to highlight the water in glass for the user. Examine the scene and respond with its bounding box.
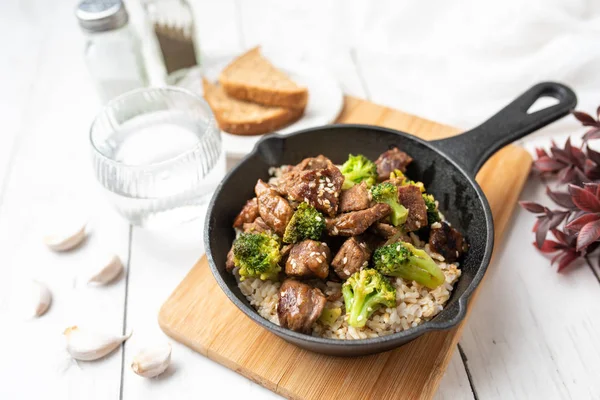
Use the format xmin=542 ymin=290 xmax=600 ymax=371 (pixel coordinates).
xmin=90 ymin=87 xmax=224 ymax=227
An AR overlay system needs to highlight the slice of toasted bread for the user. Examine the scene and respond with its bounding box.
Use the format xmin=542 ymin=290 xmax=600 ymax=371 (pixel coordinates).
xmin=218 ymin=47 xmax=308 ymax=110
xmin=202 ymin=79 xmax=304 ymax=136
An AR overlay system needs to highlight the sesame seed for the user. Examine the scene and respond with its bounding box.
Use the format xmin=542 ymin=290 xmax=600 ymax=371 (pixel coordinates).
xmin=343 ymin=257 xmax=347 ymax=264
xmin=396 ymin=245 xmax=401 ymax=251
xmin=357 ymin=315 xmax=363 ymax=321
xmin=315 ymin=216 xmax=322 ymax=221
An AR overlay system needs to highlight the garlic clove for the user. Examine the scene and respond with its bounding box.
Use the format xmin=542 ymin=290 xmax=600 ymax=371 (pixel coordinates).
xmin=131 ymin=343 xmax=172 ymax=378
xmin=87 ymin=255 xmax=124 ymax=286
xmin=64 ymin=325 xmax=131 ymax=361
xmin=44 ymin=221 xmax=87 ymax=252
xmin=31 ymin=280 xmax=52 ymax=317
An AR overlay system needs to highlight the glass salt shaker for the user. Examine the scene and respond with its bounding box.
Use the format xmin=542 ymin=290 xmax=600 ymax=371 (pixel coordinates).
xmin=76 ymin=0 xmax=148 ymax=103
xmin=142 ymin=0 xmax=201 ymax=85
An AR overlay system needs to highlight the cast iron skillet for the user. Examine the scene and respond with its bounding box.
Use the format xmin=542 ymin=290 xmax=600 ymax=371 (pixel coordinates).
xmin=205 ymin=82 xmax=576 ymax=356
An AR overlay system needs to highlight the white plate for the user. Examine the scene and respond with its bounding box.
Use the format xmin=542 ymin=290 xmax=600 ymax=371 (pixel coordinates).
xmin=177 ymin=55 xmax=344 ymax=157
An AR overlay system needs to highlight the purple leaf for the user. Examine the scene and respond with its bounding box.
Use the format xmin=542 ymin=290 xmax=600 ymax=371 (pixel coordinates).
xmin=586 ymin=145 xmax=600 ymax=165
xmin=533 ymin=156 xmax=565 ymax=172
xmin=583 ymin=127 xmax=600 ymax=141
xmin=538 ymin=240 xmax=563 ymax=253
xmin=519 ymin=201 xmax=546 ymax=214
xmin=569 ymin=184 xmax=600 ymax=212
xmin=545 ymin=187 xmax=575 ymax=209
xmin=576 ymin=219 xmax=600 ymax=251
xmin=573 ymin=111 xmax=598 ymax=127
xmin=535 ymin=217 xmax=551 ymax=249
xmin=565 ymin=213 xmax=600 ymax=232
xmin=557 ymin=251 xmax=580 ymax=272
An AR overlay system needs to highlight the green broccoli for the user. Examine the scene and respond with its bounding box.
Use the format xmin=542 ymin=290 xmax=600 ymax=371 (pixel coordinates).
xmin=373 ymin=241 xmax=445 ymax=289
xmin=370 ymin=182 xmax=408 ymax=226
xmin=422 ymin=193 xmax=441 ymax=225
xmin=282 ymin=203 xmax=326 ymax=243
xmin=233 ymin=232 xmax=281 ymax=281
xmin=340 ymin=154 xmax=377 ymax=189
xmin=342 ymin=269 xmax=397 ymax=328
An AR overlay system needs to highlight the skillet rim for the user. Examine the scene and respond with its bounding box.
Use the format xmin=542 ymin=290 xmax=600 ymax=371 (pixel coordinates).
xmin=204 ymin=124 xmax=494 ymax=350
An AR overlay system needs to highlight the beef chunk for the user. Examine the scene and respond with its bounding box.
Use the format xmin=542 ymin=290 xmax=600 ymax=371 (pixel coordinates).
xmin=331 ymin=237 xmax=372 ymax=279
xmin=226 ymin=246 xmax=235 ymax=273
xmin=294 ymin=155 xmax=331 ymax=171
xmin=277 ymin=279 xmax=326 ymax=333
xmin=233 ymin=198 xmax=259 ymax=229
xmin=255 ymin=180 xmax=294 ymax=236
xmin=325 ymin=203 xmax=391 ymax=236
xmin=369 ymin=222 xmax=411 ymax=242
xmin=428 ymin=221 xmax=468 ymax=262
xmin=285 ymin=240 xmax=331 ymax=279
xmin=339 ymin=182 xmax=370 ymax=213
xmin=375 ymin=148 xmax=413 ymax=181
xmin=397 ymin=185 xmax=427 ymax=232
xmin=276 ymin=157 xmax=344 ymax=216
xmin=242 ymin=217 xmax=272 ymax=234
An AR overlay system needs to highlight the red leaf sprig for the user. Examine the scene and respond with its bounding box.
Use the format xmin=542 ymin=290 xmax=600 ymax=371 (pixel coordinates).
xmin=520 ymin=107 xmax=600 ymax=272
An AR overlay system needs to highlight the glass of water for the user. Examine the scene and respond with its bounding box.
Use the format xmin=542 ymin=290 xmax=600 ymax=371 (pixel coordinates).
xmin=90 ymin=86 xmax=225 ymax=227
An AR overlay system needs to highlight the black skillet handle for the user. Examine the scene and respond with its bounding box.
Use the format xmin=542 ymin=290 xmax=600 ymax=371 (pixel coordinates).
xmin=430 ymin=82 xmax=577 ymax=176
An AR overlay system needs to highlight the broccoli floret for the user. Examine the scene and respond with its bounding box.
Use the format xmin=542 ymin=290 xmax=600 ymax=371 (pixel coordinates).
xmin=233 ymin=232 xmax=281 ymax=281
xmin=370 ymin=182 xmax=408 ymax=226
xmin=389 ymin=169 xmax=425 ymax=192
xmin=340 ymin=154 xmax=377 ymax=189
xmin=422 ymin=193 xmax=441 ymax=225
xmin=373 ymin=241 xmax=445 ymax=289
xmin=318 ymin=307 xmax=342 ymax=326
xmin=282 ymin=203 xmax=326 ymax=243
xmin=342 ymin=269 xmax=397 ymax=328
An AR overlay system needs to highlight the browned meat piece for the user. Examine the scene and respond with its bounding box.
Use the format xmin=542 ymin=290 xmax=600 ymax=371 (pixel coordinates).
xmin=429 ymin=221 xmax=469 ymax=262
xmin=375 ymin=148 xmax=413 ymax=181
xmin=325 ymin=203 xmax=391 ymax=236
xmin=331 ymin=237 xmax=372 ymax=279
xmin=369 ymin=222 xmax=411 ymax=242
xmin=277 ymin=279 xmax=326 ymax=333
xmin=226 ymin=246 xmax=235 ymax=273
xmin=294 ymin=155 xmax=331 ymax=171
xmin=242 ymin=217 xmax=272 ymax=234
xmin=397 ymin=185 xmax=428 ymax=232
xmin=255 ymin=180 xmax=294 ymax=236
xmin=276 ymin=158 xmax=344 ymax=216
xmin=339 ymin=182 xmax=370 ymax=213
xmin=285 ymin=240 xmax=331 ymax=279
xmin=233 ymin=198 xmax=259 ymax=229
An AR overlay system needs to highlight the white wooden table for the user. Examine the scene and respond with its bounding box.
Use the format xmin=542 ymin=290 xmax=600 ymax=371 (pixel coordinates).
xmin=2 ymin=1 xmax=600 ymax=399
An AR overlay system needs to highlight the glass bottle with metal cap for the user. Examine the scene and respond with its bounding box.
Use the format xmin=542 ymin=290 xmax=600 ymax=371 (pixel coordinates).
xmin=76 ymin=0 xmax=148 ymax=103
xmin=142 ymin=0 xmax=200 ymax=85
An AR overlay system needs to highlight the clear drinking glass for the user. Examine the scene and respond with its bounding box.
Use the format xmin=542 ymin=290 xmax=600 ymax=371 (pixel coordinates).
xmin=90 ymin=87 xmax=224 ymax=227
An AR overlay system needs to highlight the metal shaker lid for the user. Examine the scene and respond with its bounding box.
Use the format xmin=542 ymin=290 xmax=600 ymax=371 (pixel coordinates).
xmin=76 ymin=0 xmax=129 ymax=33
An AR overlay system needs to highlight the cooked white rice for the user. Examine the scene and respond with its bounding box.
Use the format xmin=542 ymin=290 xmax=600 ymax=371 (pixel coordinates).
xmin=238 ymin=166 xmax=462 ymax=339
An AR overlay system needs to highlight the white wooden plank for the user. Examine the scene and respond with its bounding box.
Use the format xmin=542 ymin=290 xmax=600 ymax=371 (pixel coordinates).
xmin=459 ymin=177 xmax=600 ymax=400
xmin=435 ymin=349 xmax=476 ymax=400
xmin=121 ymin=219 xmax=280 ymax=399
xmin=0 ymin=0 xmax=128 ymax=398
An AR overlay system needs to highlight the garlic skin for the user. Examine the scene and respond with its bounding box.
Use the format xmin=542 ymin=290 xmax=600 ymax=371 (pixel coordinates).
xmin=88 ymin=255 xmax=124 ymax=286
xmin=44 ymin=222 xmax=87 ymax=252
xmin=32 ymin=280 xmax=52 ymax=317
xmin=64 ymin=326 xmax=131 ymax=361
xmin=131 ymin=344 xmax=172 ymax=378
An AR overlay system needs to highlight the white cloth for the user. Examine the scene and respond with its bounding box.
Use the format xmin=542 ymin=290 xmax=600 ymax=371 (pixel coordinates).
xmin=230 ymin=0 xmax=600 ymax=138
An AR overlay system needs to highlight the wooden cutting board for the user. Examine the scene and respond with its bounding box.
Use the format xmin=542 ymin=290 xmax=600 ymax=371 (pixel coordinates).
xmin=159 ymin=96 xmax=533 ymax=400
